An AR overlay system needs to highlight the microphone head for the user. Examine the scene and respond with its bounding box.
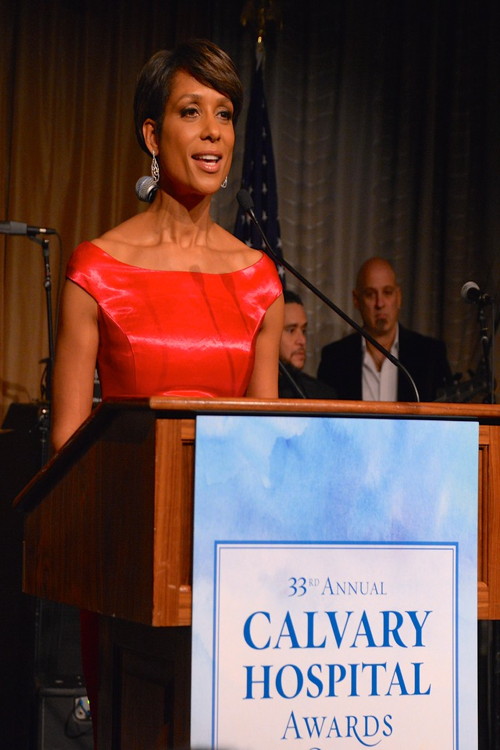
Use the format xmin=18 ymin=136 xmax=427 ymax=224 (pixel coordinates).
xmin=135 ymin=176 xmax=157 ymax=203
xmin=237 ymin=188 xmax=254 ymax=213
xmin=461 ymin=281 xmax=481 ymax=303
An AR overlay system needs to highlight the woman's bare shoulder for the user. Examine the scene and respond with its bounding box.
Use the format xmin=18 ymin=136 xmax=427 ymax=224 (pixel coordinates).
xmin=89 ymin=213 xmax=152 ymax=261
xmin=94 ymin=213 xmax=148 ymax=245
xmin=212 ymin=224 xmax=263 ymax=265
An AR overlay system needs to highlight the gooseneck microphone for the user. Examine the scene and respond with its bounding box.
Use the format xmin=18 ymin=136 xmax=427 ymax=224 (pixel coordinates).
xmin=237 ymin=188 xmax=420 ymax=402
xmin=460 ymin=281 xmax=492 ymax=306
xmin=0 ymin=221 xmax=56 ymax=236
xmin=135 ymin=176 xmax=158 ymax=203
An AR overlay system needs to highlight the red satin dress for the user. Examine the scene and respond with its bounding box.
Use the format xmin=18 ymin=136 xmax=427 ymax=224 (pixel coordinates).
xmin=65 ymin=240 xmax=282 ymax=739
xmin=67 ymin=241 xmax=283 ymax=400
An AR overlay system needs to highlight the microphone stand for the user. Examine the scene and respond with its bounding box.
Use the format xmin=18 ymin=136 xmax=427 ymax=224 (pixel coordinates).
xmin=238 ymin=190 xmax=420 ymax=402
xmin=28 ymin=235 xmax=55 ymax=464
xmin=478 ymin=299 xmax=496 ymax=404
xmin=279 ymin=361 xmax=307 ymax=398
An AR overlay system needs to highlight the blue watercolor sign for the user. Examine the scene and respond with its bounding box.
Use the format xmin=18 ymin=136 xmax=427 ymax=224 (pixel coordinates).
xmin=191 ymin=416 xmax=478 ymax=749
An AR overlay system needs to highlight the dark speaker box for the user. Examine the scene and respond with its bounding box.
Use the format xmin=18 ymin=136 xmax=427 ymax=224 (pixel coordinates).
xmin=34 ymin=600 xmax=85 ymax=682
xmin=37 ymin=687 xmax=93 ymax=750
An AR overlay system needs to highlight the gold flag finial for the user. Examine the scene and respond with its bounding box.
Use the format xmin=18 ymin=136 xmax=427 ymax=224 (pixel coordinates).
xmin=241 ymin=0 xmax=282 ymax=52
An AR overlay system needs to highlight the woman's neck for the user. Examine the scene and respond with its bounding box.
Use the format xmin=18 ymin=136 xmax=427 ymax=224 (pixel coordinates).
xmin=146 ymin=190 xmax=215 ymax=247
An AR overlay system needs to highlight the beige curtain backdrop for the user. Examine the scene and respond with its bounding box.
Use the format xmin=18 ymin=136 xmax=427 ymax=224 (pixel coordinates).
xmin=1 ymin=0 xmax=499 ymax=426
xmin=215 ymin=1 xmax=500 ymax=391
xmin=0 ymin=0 xmax=206 ymax=419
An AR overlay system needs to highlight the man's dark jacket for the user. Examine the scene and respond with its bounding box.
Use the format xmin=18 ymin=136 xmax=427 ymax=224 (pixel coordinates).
xmin=317 ymin=325 xmax=452 ymax=402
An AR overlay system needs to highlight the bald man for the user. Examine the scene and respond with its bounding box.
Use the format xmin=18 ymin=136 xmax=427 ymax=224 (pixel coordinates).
xmin=317 ymin=257 xmax=452 ymax=402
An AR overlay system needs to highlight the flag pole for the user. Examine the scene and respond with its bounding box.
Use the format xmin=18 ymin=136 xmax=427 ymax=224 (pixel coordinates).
xmin=235 ymin=2 xmax=284 ymax=282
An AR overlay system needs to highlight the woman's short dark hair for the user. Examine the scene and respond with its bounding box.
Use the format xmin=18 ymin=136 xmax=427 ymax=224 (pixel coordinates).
xmin=133 ymin=39 xmax=243 ymax=156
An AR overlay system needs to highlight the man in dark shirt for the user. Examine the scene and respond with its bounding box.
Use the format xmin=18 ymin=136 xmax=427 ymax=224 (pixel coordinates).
xmin=279 ymin=291 xmax=337 ymax=399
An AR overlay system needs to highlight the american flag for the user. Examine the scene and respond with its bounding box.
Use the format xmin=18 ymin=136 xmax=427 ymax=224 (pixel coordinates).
xmin=234 ymin=58 xmax=285 ymax=283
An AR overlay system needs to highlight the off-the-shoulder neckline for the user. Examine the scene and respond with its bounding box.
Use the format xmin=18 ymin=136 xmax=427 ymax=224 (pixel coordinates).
xmin=80 ymin=240 xmax=266 ymax=275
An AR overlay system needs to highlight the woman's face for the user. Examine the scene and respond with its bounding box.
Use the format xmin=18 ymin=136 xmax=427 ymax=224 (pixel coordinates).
xmin=153 ymin=69 xmax=235 ymax=199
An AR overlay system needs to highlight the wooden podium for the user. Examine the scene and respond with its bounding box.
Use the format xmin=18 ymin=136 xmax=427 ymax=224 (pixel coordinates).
xmin=14 ymin=397 xmax=500 ymax=748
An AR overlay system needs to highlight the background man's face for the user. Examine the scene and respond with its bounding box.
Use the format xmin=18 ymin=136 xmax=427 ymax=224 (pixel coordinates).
xmin=280 ymin=303 xmax=307 ymax=369
xmin=353 ymin=261 xmax=401 ymax=338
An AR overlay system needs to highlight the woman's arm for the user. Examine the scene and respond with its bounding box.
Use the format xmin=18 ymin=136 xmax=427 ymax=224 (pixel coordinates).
xmin=246 ymin=294 xmax=284 ymax=399
xmin=51 ymin=280 xmax=99 ymax=451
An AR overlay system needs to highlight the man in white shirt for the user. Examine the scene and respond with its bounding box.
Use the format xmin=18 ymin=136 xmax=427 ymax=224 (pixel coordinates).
xmin=317 ymin=257 xmax=452 ymax=402
xmin=354 ymin=257 xmax=401 ymax=401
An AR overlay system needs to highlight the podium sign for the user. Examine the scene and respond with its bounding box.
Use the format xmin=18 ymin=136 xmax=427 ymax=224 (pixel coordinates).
xmin=191 ymin=415 xmax=478 ymax=749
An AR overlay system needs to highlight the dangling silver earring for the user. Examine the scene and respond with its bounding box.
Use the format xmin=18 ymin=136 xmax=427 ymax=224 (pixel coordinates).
xmin=151 ymin=151 xmax=160 ymax=184
xmin=221 ymin=176 xmax=228 ymax=189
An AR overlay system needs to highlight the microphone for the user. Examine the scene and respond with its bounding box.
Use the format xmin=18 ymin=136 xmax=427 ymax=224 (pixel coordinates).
xmin=461 ymin=281 xmax=492 ymax=305
xmin=237 ymin=188 xmax=259 ymax=220
xmin=135 ymin=176 xmax=157 ymax=203
xmin=237 ymin=188 xmax=420 ymax=402
xmin=0 ymin=221 xmax=56 ymax=236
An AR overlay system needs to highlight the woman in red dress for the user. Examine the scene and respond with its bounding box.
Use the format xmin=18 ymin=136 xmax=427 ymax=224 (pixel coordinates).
xmin=51 ymin=39 xmax=284 ymax=741
xmin=52 ymin=39 xmax=283 ymax=450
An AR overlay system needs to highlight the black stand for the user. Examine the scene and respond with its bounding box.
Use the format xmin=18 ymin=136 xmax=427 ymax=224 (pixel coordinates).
xmin=0 ymin=236 xmax=61 ymax=749
xmin=29 ymin=236 xmax=55 ymax=464
xmin=477 ymin=299 xmax=497 ymax=404
xmin=278 ymin=361 xmax=306 ymax=398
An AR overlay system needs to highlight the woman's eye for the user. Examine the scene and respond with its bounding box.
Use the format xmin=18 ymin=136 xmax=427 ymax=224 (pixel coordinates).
xmin=180 ymin=106 xmax=199 ymax=118
xmin=218 ymin=109 xmax=233 ymax=121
